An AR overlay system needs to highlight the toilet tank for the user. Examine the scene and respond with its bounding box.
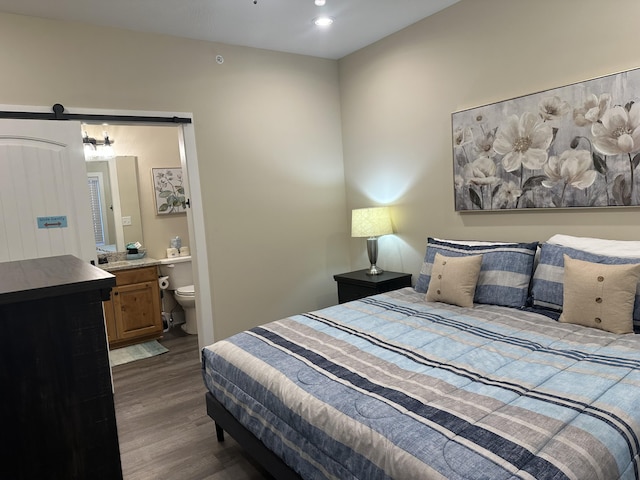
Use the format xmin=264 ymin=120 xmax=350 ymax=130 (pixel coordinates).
xmin=158 ymin=256 xmax=193 ymax=290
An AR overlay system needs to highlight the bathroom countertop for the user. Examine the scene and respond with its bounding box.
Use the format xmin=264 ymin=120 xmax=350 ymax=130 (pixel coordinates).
xmin=99 ymin=257 xmax=161 ymax=273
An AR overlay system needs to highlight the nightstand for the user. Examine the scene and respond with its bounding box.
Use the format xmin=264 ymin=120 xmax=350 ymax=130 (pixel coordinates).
xmin=333 ymin=270 xmax=412 ymax=304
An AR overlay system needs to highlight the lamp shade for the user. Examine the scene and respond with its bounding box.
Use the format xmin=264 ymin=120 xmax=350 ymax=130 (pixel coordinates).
xmin=351 ymin=207 xmax=393 ymax=238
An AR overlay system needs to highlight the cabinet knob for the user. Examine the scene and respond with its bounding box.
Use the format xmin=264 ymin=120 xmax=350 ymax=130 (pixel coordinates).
xmin=114 ymin=292 xmax=119 ymax=296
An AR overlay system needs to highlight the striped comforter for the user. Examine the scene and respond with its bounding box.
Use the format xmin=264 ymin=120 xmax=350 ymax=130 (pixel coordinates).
xmin=202 ymin=288 xmax=640 ymax=480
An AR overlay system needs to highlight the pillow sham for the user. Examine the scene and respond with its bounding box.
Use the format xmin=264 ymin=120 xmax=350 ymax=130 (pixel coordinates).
xmin=559 ymin=255 xmax=640 ymax=334
xmin=425 ymin=253 xmax=483 ymax=308
xmin=415 ymin=238 xmax=539 ymax=308
xmin=547 ymin=234 xmax=640 ymax=258
xmin=531 ymin=243 xmax=640 ymax=333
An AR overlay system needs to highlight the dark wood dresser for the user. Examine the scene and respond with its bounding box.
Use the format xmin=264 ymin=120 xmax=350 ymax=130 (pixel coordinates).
xmin=0 ymin=255 xmax=122 ymax=480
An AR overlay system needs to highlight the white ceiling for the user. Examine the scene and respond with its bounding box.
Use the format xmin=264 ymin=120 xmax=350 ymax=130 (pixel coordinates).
xmin=0 ymin=0 xmax=459 ymax=59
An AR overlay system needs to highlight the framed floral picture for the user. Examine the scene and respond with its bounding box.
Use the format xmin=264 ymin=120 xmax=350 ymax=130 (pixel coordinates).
xmin=152 ymin=167 xmax=187 ymax=215
xmin=452 ymin=67 xmax=640 ymax=211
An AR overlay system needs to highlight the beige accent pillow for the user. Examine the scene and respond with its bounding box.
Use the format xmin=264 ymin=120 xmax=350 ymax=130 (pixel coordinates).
xmin=559 ymin=255 xmax=640 ymax=334
xmin=426 ymin=252 xmax=483 ymax=308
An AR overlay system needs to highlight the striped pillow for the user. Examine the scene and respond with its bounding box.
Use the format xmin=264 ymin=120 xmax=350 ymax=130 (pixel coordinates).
xmin=531 ymin=243 xmax=640 ymax=333
xmin=415 ymin=238 xmax=539 ymax=308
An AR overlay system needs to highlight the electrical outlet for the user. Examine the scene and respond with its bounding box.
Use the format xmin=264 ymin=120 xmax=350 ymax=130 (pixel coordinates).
xmin=121 ymin=216 xmax=132 ymax=226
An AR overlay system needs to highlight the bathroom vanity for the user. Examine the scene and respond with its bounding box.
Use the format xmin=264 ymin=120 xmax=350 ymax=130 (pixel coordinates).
xmin=0 ymin=255 xmax=122 ymax=479
xmin=101 ymin=258 xmax=163 ymax=349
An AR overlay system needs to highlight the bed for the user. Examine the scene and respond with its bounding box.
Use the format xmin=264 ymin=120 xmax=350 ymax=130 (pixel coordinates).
xmin=202 ymin=235 xmax=640 ymax=479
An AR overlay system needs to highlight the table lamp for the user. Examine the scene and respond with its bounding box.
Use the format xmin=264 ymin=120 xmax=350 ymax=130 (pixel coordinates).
xmin=351 ymin=206 xmax=393 ymax=275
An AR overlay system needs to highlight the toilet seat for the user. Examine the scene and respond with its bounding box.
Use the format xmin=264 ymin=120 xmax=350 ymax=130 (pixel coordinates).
xmin=176 ymin=284 xmax=195 ymax=297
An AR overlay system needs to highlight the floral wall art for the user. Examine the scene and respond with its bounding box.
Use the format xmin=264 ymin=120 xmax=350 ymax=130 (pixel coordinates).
xmin=152 ymin=167 xmax=187 ymax=215
xmin=452 ymin=67 xmax=640 ymax=211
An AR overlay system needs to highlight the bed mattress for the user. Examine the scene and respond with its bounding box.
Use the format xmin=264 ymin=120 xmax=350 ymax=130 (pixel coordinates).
xmin=202 ymin=288 xmax=640 ymax=480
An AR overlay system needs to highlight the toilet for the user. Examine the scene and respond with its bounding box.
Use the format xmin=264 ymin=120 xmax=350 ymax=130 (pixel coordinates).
xmin=158 ymin=256 xmax=198 ymax=335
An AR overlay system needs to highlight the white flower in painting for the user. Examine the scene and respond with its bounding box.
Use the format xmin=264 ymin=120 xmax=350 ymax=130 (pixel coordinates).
xmin=542 ymin=149 xmax=597 ymax=189
xmin=539 ymin=96 xmax=571 ymax=121
xmin=592 ymin=104 xmax=640 ymax=155
xmin=473 ymin=131 xmax=497 ymax=159
xmin=453 ymin=127 xmax=473 ymax=148
xmin=464 ymin=157 xmax=500 ymax=186
xmin=493 ymin=181 xmax=522 ymax=207
xmin=573 ymin=93 xmax=610 ymax=127
xmin=493 ymin=112 xmax=554 ymax=172
xmin=454 ymin=174 xmax=465 ymax=189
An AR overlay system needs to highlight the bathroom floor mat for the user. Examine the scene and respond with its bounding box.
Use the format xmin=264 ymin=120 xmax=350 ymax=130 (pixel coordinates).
xmin=109 ymin=340 xmax=169 ymax=367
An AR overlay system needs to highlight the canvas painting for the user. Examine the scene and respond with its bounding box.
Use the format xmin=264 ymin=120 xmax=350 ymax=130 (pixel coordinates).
xmin=152 ymin=167 xmax=187 ymax=215
xmin=452 ymin=67 xmax=640 ymax=211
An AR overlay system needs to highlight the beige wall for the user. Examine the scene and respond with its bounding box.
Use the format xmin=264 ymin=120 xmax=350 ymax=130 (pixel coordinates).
xmin=0 ymin=12 xmax=348 ymax=340
xmin=339 ymin=0 xmax=640 ymax=280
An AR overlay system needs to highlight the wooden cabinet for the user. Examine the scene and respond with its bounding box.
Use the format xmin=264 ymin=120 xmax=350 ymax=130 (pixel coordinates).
xmin=334 ymin=269 xmax=412 ymax=304
xmin=103 ymin=265 xmax=163 ymax=349
xmin=0 ymin=255 xmax=122 ymax=479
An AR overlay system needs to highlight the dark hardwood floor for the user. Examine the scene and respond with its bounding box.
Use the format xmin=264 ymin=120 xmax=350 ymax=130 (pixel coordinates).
xmin=112 ymin=329 xmax=271 ymax=480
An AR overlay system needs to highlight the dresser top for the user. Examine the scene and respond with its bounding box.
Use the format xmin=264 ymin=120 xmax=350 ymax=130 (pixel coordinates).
xmin=0 ymin=255 xmax=115 ymax=305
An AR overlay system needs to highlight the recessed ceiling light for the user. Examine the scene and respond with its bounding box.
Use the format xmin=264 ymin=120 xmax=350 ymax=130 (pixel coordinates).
xmin=313 ymin=16 xmax=334 ymax=27
xmin=314 ymin=0 xmax=326 ymax=5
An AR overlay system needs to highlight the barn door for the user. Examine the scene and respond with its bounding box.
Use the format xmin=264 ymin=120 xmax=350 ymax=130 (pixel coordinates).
xmin=0 ymin=119 xmax=96 ymax=264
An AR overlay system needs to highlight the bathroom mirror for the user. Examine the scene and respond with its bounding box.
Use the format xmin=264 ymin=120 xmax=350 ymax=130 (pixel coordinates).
xmin=86 ymin=156 xmax=143 ymax=253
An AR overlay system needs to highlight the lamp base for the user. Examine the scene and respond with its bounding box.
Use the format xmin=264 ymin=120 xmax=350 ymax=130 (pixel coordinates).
xmin=366 ymin=265 xmax=384 ymax=276
xmin=365 ymin=237 xmax=384 ymax=275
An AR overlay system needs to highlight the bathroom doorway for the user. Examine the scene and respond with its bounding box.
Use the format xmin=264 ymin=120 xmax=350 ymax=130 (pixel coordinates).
xmin=83 ymin=123 xmax=197 ymax=338
xmin=0 ymin=104 xmax=214 ymax=351
xmin=79 ymin=114 xmax=212 ymax=351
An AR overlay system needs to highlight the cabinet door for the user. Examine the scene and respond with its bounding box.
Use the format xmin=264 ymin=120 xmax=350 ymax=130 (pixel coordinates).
xmin=112 ymin=281 xmax=162 ymax=341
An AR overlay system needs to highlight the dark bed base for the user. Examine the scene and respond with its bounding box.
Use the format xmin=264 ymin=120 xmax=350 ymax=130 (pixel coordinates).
xmin=205 ymin=392 xmax=303 ymax=480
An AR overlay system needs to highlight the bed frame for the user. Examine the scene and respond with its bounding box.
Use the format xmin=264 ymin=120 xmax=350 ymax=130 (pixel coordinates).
xmin=205 ymin=392 xmax=302 ymax=480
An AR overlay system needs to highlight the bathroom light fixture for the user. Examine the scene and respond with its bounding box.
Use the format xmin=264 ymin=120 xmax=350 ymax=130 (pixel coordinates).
xmin=83 ymin=130 xmax=115 ymax=160
xmin=351 ymin=206 xmax=394 ymax=275
xmin=101 ymin=132 xmax=115 ymax=158
xmin=315 ymin=0 xmax=326 ymax=6
xmin=313 ymin=16 xmax=334 ymax=27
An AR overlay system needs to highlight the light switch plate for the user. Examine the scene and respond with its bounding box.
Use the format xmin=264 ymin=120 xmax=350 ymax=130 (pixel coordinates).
xmin=122 ymin=216 xmax=132 ymax=226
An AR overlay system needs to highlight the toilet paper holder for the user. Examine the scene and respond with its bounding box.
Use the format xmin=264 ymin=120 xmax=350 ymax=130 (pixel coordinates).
xmin=158 ymin=276 xmax=170 ymax=290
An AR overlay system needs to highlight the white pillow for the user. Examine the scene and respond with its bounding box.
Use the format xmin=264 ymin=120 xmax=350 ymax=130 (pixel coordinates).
xmin=432 ymin=238 xmax=513 ymax=246
xmin=547 ymin=234 xmax=640 ymax=258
